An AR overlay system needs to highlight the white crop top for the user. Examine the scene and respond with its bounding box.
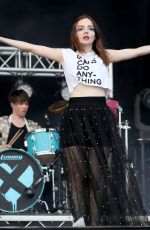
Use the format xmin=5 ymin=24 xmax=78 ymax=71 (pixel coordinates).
xmin=62 ymin=48 xmax=112 ymax=95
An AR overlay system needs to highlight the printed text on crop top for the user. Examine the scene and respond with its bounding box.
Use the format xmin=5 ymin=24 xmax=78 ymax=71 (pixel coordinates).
xmin=62 ymin=48 xmax=112 ymax=95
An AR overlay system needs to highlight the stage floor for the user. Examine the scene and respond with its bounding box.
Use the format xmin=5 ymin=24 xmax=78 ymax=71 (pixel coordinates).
xmin=0 ymin=213 xmax=150 ymax=229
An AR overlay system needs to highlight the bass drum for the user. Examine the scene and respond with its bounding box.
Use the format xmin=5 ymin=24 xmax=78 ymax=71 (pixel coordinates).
xmin=0 ymin=148 xmax=44 ymax=213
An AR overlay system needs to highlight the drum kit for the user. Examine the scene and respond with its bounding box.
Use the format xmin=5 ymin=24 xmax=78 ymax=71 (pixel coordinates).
xmin=0 ymin=98 xmax=130 ymax=215
xmin=0 ymin=100 xmax=69 ymax=215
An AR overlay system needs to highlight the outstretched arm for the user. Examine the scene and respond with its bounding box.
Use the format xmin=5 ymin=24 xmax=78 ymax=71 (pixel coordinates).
xmin=107 ymin=46 xmax=150 ymax=63
xmin=0 ymin=36 xmax=63 ymax=63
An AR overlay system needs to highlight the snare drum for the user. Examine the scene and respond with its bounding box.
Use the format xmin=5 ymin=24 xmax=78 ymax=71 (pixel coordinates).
xmin=25 ymin=128 xmax=60 ymax=165
xmin=0 ymin=148 xmax=44 ymax=213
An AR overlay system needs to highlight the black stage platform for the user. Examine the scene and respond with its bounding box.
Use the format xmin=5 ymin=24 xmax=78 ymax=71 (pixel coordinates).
xmin=0 ymin=214 xmax=150 ymax=229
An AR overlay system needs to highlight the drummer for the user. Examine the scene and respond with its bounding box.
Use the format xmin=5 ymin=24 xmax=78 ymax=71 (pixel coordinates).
xmin=0 ymin=88 xmax=40 ymax=151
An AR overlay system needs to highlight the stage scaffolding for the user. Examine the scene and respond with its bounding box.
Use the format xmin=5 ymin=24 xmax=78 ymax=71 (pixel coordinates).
xmin=0 ymin=46 xmax=64 ymax=77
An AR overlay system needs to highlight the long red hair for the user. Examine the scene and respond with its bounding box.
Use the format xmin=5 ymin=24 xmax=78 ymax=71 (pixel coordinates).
xmin=69 ymin=15 xmax=110 ymax=65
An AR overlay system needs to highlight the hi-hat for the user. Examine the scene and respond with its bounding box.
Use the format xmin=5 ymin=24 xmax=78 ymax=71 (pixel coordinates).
xmin=48 ymin=100 xmax=69 ymax=113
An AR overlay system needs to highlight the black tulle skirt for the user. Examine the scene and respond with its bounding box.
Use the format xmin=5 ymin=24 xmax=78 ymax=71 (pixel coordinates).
xmin=60 ymin=97 xmax=148 ymax=226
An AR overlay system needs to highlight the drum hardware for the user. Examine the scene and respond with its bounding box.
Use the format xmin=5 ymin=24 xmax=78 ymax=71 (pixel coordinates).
xmin=31 ymin=197 xmax=50 ymax=214
xmin=42 ymin=166 xmax=51 ymax=183
xmin=24 ymin=176 xmax=43 ymax=199
xmin=40 ymin=200 xmax=49 ymax=213
xmin=42 ymin=165 xmax=56 ymax=211
xmin=24 ymin=188 xmax=34 ymax=199
xmin=18 ymin=165 xmax=56 ymax=214
xmin=37 ymin=153 xmax=69 ymax=213
xmin=47 ymin=150 xmax=67 ymax=211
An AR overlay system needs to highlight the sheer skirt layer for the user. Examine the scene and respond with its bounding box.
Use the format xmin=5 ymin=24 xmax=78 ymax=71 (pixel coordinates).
xmin=60 ymin=97 xmax=148 ymax=226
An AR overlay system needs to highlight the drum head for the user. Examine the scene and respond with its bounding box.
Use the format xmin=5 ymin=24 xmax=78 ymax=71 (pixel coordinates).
xmin=0 ymin=148 xmax=44 ymax=213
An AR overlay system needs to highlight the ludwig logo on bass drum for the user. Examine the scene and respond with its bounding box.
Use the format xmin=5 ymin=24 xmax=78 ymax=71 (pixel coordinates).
xmin=0 ymin=155 xmax=23 ymax=160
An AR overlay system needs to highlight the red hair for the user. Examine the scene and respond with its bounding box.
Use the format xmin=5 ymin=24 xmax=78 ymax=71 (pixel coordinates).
xmin=69 ymin=15 xmax=110 ymax=65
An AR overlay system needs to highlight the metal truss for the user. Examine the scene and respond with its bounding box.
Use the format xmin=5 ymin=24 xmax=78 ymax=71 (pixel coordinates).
xmin=0 ymin=213 xmax=73 ymax=228
xmin=0 ymin=46 xmax=64 ymax=77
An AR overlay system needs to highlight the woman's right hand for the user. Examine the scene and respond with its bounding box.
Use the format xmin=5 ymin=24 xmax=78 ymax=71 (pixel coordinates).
xmin=0 ymin=144 xmax=11 ymax=151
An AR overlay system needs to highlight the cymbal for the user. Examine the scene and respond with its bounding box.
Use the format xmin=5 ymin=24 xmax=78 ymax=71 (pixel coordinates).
xmin=48 ymin=100 xmax=69 ymax=113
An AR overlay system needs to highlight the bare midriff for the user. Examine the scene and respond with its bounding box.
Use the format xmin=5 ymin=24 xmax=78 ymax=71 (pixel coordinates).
xmin=69 ymin=83 xmax=106 ymax=98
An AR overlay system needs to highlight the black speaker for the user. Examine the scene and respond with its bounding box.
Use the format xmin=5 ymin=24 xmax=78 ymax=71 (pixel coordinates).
xmin=134 ymin=88 xmax=150 ymax=139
